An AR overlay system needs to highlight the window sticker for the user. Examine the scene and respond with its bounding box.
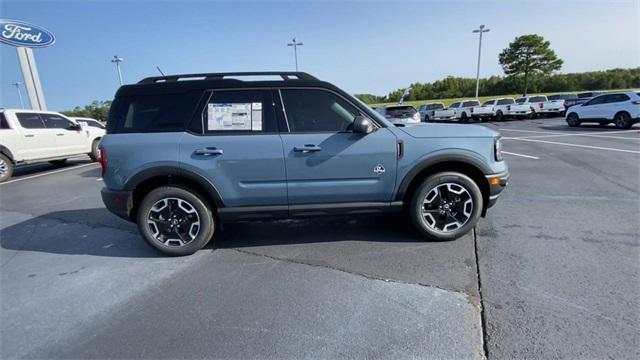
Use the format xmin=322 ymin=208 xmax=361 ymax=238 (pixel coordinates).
xmin=207 ymin=102 xmax=262 ymax=131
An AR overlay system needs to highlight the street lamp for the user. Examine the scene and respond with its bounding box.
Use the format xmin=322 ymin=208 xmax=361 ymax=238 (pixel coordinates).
xmin=10 ymin=82 xmax=25 ymax=108
xmin=472 ymin=25 xmax=490 ymax=99
xmin=111 ymin=55 xmax=124 ymax=85
xmin=287 ymin=37 xmax=303 ymax=71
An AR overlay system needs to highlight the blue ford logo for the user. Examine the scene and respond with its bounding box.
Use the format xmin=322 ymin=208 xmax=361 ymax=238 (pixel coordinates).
xmin=0 ymin=19 xmax=55 ymax=48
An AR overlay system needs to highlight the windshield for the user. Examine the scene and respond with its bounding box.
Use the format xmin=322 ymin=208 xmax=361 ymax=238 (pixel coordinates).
xmin=548 ymin=94 xmax=577 ymax=100
xmin=516 ymin=98 xmax=525 ymax=103
xmin=426 ymin=104 xmax=444 ymax=110
xmin=497 ymin=99 xmax=515 ymax=105
xmin=462 ymin=101 xmax=480 ymax=107
xmin=482 ymin=100 xmax=495 ymax=106
xmin=529 ymin=96 xmax=547 ymax=102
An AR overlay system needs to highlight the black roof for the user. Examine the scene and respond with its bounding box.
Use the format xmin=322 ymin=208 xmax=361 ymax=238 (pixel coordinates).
xmin=116 ymin=71 xmax=337 ymax=96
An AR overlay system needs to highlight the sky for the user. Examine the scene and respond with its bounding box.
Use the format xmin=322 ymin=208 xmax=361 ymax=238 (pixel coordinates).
xmin=0 ymin=0 xmax=638 ymax=111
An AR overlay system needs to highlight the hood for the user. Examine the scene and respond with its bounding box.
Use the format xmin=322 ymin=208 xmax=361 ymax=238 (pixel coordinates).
xmin=397 ymin=123 xmax=499 ymax=138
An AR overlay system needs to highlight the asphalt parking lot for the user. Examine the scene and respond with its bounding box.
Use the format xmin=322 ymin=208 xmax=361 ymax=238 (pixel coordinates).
xmin=1 ymin=117 xmax=638 ymax=359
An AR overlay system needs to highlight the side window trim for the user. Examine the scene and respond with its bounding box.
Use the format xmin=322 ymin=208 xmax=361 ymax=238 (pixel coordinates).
xmin=278 ymin=87 xmax=376 ymax=134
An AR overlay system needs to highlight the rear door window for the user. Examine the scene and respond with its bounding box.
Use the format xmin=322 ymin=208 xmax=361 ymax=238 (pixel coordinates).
xmin=203 ymin=89 xmax=277 ymax=134
xmin=16 ymin=113 xmax=45 ymax=129
xmin=462 ymin=101 xmax=480 ymax=107
xmin=108 ymin=91 xmax=203 ymax=133
xmin=427 ymin=104 xmax=444 ymax=110
xmin=449 ymin=102 xmax=460 ymax=108
xmin=497 ymin=99 xmax=515 ymax=105
xmin=529 ymin=96 xmax=547 ymax=102
xmin=515 ymin=98 xmax=525 ymax=104
xmin=606 ymin=94 xmax=630 ymax=103
xmin=0 ymin=113 xmax=10 ymax=129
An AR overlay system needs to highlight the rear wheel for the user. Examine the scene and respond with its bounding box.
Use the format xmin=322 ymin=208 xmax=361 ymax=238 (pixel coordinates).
xmin=0 ymin=154 xmax=13 ymax=183
xmin=88 ymin=139 xmax=101 ymax=161
xmin=566 ymin=113 xmax=580 ymax=127
xmin=409 ymin=172 xmax=483 ymax=241
xmin=495 ymin=111 xmax=504 ymax=121
xmin=136 ymin=186 xmax=215 ymax=256
xmin=614 ymin=112 xmax=632 ymax=129
xmin=460 ymin=113 xmax=469 ymax=123
xmin=528 ymin=111 xmax=537 ymax=119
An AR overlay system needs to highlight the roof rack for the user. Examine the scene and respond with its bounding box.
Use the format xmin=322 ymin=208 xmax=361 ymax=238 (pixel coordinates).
xmin=138 ymin=71 xmax=319 ymax=84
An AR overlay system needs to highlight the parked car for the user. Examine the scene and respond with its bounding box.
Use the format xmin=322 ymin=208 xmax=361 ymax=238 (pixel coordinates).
xmin=71 ymin=116 xmax=106 ymax=130
xmin=377 ymin=105 xmax=421 ymax=125
xmin=482 ymin=98 xmax=532 ymax=121
xmin=417 ymin=103 xmax=445 ymax=121
xmin=449 ymin=100 xmax=494 ymax=122
xmin=100 ymin=71 xmax=508 ymax=255
xmin=515 ymin=95 xmax=565 ymax=118
xmin=565 ymin=91 xmax=640 ymax=129
xmin=564 ymin=91 xmax=606 ymax=109
xmin=547 ymin=93 xmax=578 ymax=109
xmin=0 ymin=109 xmax=104 ymax=182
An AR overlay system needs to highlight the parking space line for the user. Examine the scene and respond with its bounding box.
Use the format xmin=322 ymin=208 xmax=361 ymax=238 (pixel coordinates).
xmin=505 ymin=129 xmax=640 ymax=140
xmin=501 ymin=151 xmax=540 ymax=160
xmin=504 ymin=138 xmax=640 ymax=154
xmin=0 ymin=163 xmax=99 ymax=185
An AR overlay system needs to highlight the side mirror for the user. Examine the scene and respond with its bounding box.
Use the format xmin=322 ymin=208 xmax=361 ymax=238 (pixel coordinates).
xmin=353 ymin=116 xmax=374 ymax=134
xmin=68 ymin=123 xmax=82 ymax=131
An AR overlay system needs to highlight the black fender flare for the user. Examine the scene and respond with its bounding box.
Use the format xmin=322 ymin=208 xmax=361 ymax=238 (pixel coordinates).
xmin=124 ymin=165 xmax=224 ymax=208
xmin=395 ymin=151 xmax=492 ymax=202
xmin=0 ymin=145 xmax=14 ymax=162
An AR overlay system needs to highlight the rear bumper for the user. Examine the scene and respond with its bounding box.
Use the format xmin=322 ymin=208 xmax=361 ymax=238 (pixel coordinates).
xmin=486 ymin=171 xmax=509 ymax=209
xmin=101 ymin=187 xmax=134 ymax=222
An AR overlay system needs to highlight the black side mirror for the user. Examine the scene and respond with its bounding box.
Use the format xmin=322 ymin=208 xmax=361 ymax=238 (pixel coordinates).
xmin=68 ymin=123 xmax=82 ymax=131
xmin=353 ymin=116 xmax=374 ymax=134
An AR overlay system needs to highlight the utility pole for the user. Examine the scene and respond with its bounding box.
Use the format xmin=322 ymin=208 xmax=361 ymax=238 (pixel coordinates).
xmin=111 ymin=55 xmax=124 ymax=85
xmin=472 ymin=25 xmax=490 ymax=98
xmin=10 ymin=82 xmax=25 ymax=108
xmin=287 ymin=37 xmax=303 ymax=71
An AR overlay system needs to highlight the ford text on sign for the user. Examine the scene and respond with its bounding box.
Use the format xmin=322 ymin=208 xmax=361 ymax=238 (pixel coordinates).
xmin=0 ymin=19 xmax=55 ymax=48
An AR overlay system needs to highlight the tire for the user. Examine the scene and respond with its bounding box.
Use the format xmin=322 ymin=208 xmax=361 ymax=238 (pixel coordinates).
xmin=136 ymin=186 xmax=215 ymax=256
xmin=566 ymin=113 xmax=580 ymax=127
xmin=460 ymin=113 xmax=469 ymax=123
xmin=409 ymin=172 xmax=483 ymax=241
xmin=528 ymin=111 xmax=537 ymax=119
xmin=88 ymin=139 xmax=101 ymax=162
xmin=424 ymin=115 xmax=430 ymax=122
xmin=49 ymin=159 xmax=67 ymax=165
xmin=495 ymin=111 xmax=504 ymax=122
xmin=614 ymin=112 xmax=632 ymax=129
xmin=0 ymin=153 xmax=13 ymax=183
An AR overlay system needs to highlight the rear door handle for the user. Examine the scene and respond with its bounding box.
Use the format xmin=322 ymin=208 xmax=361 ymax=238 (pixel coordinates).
xmin=24 ymin=134 xmax=35 ymax=138
xmin=193 ymin=147 xmax=223 ymax=156
xmin=56 ymin=133 xmax=65 ymax=136
xmin=293 ymin=144 xmax=322 ymax=153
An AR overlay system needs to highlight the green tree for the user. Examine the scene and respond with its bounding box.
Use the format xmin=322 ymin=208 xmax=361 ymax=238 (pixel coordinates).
xmin=499 ymin=34 xmax=563 ymax=95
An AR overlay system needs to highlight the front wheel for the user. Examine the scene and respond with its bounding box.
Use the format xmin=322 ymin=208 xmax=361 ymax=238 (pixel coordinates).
xmin=0 ymin=153 xmax=13 ymax=183
xmin=136 ymin=186 xmax=215 ymax=256
xmin=495 ymin=111 xmax=504 ymax=121
xmin=614 ymin=112 xmax=632 ymax=129
xmin=409 ymin=172 xmax=483 ymax=241
xmin=460 ymin=113 xmax=469 ymax=123
xmin=528 ymin=111 xmax=537 ymax=119
xmin=566 ymin=113 xmax=580 ymax=127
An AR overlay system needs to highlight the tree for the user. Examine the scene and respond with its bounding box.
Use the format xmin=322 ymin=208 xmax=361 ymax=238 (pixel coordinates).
xmin=499 ymin=34 xmax=563 ymax=95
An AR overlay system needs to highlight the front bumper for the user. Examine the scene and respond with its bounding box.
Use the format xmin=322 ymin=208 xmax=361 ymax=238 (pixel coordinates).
xmin=486 ymin=171 xmax=509 ymax=209
xmin=101 ymin=187 xmax=134 ymax=222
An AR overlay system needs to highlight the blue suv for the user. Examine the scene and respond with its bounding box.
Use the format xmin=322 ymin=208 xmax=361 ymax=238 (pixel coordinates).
xmin=100 ymin=72 xmax=508 ymax=256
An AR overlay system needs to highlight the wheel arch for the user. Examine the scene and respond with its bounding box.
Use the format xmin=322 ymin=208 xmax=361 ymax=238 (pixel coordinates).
xmin=614 ymin=110 xmax=631 ymax=119
xmin=0 ymin=145 xmax=14 ymax=162
xmin=396 ymin=155 xmax=491 ymax=216
xmin=125 ymin=166 xmax=224 ymax=221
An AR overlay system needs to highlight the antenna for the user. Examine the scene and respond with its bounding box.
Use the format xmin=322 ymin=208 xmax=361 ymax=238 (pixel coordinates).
xmin=156 ymin=66 xmax=165 ymax=76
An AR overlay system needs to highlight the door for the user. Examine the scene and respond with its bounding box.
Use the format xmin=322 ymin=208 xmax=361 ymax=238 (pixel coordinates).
xmin=13 ymin=112 xmax=58 ymax=160
xmin=580 ymin=95 xmax=608 ymax=119
xmin=278 ymin=88 xmax=398 ymax=205
xmin=178 ymin=89 xmax=287 ymax=208
xmin=41 ymin=113 xmax=89 ymax=156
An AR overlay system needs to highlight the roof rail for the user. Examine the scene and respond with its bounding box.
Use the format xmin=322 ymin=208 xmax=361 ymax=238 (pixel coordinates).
xmin=138 ymin=71 xmax=319 ymax=84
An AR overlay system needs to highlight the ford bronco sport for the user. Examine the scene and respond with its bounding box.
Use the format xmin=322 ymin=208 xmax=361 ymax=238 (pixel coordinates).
xmin=100 ymin=72 xmax=508 ymax=256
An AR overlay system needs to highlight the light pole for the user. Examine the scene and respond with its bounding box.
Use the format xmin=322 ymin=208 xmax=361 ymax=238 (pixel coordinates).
xmin=472 ymin=25 xmax=490 ymax=99
xmin=11 ymin=82 xmax=25 ymax=109
xmin=111 ymin=55 xmax=124 ymax=85
xmin=287 ymin=37 xmax=303 ymax=71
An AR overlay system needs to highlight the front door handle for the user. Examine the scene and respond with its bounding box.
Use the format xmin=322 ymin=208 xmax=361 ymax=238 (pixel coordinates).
xmin=293 ymin=144 xmax=322 ymax=153
xmin=193 ymin=147 xmax=223 ymax=156
xmin=24 ymin=134 xmax=35 ymax=138
xmin=56 ymin=133 xmax=65 ymax=136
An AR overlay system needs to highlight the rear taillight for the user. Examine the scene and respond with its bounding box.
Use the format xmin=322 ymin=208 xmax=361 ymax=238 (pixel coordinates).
xmin=632 ymin=100 xmax=640 ymax=105
xmin=539 ymin=103 xmax=544 ymax=108
xmin=507 ymin=105 xmax=511 ymax=111
xmin=470 ymin=107 xmax=474 ymax=113
xmin=431 ymin=111 xmax=435 ymax=116
xmin=99 ymin=146 xmax=106 ymax=176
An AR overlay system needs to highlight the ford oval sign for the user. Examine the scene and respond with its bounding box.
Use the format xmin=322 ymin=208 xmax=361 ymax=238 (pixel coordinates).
xmin=0 ymin=19 xmax=55 ymax=48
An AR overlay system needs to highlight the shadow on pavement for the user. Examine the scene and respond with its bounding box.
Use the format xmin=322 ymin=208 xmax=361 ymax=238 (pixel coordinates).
xmin=1 ymin=208 xmax=433 ymax=258
xmin=12 ymin=159 xmax=94 ymax=178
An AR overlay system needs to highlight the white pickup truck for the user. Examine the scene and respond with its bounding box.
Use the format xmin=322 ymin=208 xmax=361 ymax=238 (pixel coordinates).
xmin=449 ymin=99 xmax=493 ymax=122
xmin=482 ymin=98 xmax=532 ymax=121
xmin=0 ymin=109 xmax=105 ymax=182
xmin=515 ymin=95 xmax=565 ymax=118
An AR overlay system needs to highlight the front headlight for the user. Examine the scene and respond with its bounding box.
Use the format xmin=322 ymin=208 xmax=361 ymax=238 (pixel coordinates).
xmin=494 ymin=137 xmax=503 ymax=161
